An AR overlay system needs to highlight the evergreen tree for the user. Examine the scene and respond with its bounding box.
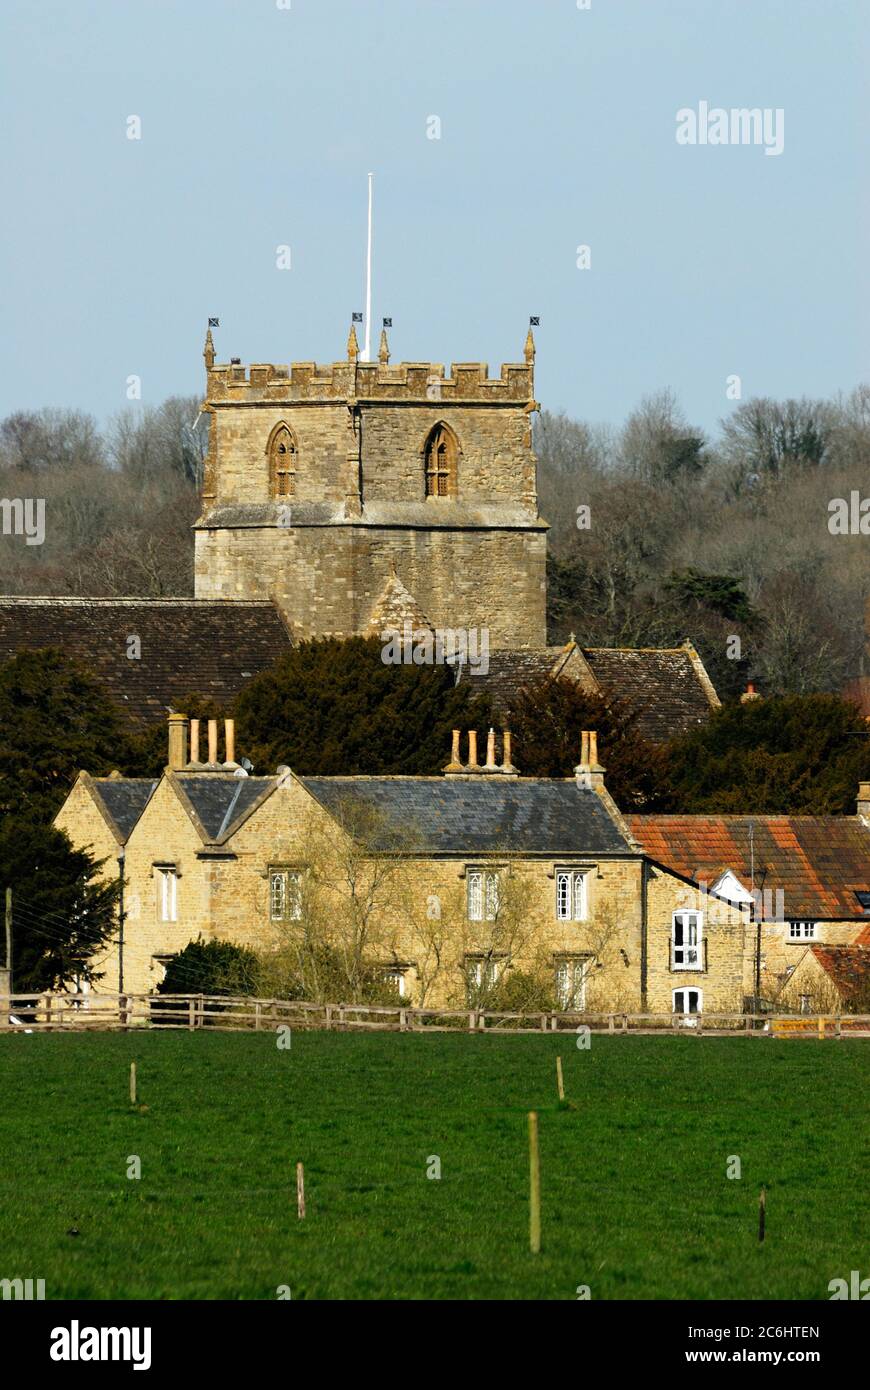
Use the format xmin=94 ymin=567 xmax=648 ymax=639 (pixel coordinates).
xmin=665 ymin=694 xmax=870 ymax=813
xmin=506 ymin=678 xmax=675 ymax=810
xmin=234 ymin=637 xmax=492 ymax=775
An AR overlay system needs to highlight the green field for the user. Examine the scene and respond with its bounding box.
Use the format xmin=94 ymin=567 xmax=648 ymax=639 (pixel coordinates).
xmin=0 ymin=1031 xmax=866 ymax=1300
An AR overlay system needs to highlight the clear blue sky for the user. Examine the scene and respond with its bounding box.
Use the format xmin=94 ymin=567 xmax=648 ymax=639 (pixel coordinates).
xmin=0 ymin=0 xmax=865 ymax=434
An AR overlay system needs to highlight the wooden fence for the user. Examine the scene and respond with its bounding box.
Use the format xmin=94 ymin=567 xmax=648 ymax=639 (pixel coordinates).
xmin=0 ymin=992 xmax=868 ymax=1037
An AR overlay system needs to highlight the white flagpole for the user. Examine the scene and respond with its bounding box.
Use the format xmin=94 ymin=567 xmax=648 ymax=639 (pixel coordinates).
xmin=363 ymin=172 xmax=373 ymax=362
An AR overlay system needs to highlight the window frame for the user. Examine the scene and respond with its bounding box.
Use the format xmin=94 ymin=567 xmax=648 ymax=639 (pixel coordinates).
xmin=671 ymin=910 xmax=704 ymax=970
xmin=555 ymin=868 xmax=589 ymax=922
xmin=673 ymin=986 xmax=703 ymax=1017
xmin=269 ymin=866 xmax=303 ymax=922
xmin=554 ymin=954 xmax=592 ymax=1010
xmin=466 ymin=867 xmax=501 ymax=922
xmin=423 ymin=423 xmax=459 ymax=498
xmin=787 ymin=920 xmax=817 ymax=942
xmin=268 ymin=423 xmax=298 ymax=499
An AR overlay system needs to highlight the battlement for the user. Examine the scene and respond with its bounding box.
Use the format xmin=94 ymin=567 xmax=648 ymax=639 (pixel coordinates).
xmin=203 ymin=322 xmax=538 ymax=406
xmin=206 ymin=358 xmax=535 ymax=405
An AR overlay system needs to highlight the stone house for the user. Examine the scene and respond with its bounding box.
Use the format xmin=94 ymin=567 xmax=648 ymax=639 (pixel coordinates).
xmin=54 ymin=715 xmax=749 ymax=1017
xmin=630 ymin=799 xmax=870 ymax=1007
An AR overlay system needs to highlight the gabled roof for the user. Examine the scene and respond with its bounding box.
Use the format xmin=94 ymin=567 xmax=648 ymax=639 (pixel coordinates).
xmin=469 ymin=645 xmax=585 ymax=708
xmin=472 ymin=640 xmax=719 ymax=745
xmin=0 ymin=597 xmax=290 ymax=723
xmin=630 ymin=815 xmax=870 ymax=920
xmin=582 ymin=644 xmax=719 ymax=743
xmin=86 ymin=776 xmax=159 ymax=843
xmin=300 ymin=776 xmax=635 ymax=856
xmin=808 ymin=945 xmax=870 ymax=999
xmin=367 ymin=570 xmax=433 ymax=636
xmin=172 ymin=775 xmax=277 ymax=842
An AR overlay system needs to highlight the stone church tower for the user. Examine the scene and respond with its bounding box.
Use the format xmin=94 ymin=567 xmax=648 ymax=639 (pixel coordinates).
xmin=193 ymin=323 xmax=547 ymax=648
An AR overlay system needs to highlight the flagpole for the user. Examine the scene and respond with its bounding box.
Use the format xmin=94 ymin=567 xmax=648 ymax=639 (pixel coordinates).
xmin=363 ymin=172 xmax=373 ymax=362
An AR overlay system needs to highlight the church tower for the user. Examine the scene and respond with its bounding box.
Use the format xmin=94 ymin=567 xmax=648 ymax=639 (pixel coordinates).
xmin=193 ymin=323 xmax=547 ymax=648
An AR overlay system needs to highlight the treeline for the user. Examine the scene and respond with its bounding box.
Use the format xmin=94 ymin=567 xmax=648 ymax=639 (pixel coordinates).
xmin=0 ymin=386 xmax=868 ymax=698
xmin=0 ymin=397 xmax=204 ymax=596
xmin=538 ymin=387 xmax=870 ymax=700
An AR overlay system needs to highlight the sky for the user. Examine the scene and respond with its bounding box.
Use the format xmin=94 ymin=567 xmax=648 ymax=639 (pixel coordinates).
xmin=0 ymin=0 xmax=866 ymax=435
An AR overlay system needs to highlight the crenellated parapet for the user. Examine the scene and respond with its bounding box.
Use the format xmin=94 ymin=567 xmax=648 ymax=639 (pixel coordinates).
xmin=206 ymin=357 xmax=535 ymax=404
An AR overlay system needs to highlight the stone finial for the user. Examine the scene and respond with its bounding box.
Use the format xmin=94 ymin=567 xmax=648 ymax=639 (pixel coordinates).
xmin=204 ymin=327 xmax=215 ymax=370
xmin=347 ymin=323 xmax=360 ymax=362
xmin=524 ymin=325 xmax=536 ymax=364
xmin=378 ymin=326 xmax=390 ymax=365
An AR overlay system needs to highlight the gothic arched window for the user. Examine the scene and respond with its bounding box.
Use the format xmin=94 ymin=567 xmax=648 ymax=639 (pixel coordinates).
xmin=268 ymin=424 xmax=297 ymax=498
xmin=424 ymin=423 xmax=458 ymax=498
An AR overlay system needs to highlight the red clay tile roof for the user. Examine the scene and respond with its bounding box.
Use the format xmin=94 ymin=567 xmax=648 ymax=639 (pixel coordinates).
xmin=629 ymin=814 xmax=870 ymax=920
xmin=809 ymin=945 xmax=870 ymax=998
xmin=0 ymin=597 xmax=291 ymax=724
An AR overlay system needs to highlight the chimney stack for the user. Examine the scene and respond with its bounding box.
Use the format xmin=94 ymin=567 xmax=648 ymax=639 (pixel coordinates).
xmin=224 ymin=719 xmax=236 ymax=767
xmin=740 ymin=681 xmax=761 ymax=703
xmin=467 ymin=730 xmax=479 ymax=768
xmin=575 ymin=728 xmax=605 ymax=789
xmin=189 ymin=718 xmax=201 ymax=765
xmin=443 ymin=729 xmax=519 ymax=777
xmin=208 ymin=719 xmax=219 ymax=766
xmin=167 ymin=712 xmax=188 ymax=772
xmin=858 ymin=782 xmax=870 ymax=820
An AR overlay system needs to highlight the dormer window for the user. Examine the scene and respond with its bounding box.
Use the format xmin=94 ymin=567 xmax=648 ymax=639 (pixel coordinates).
xmin=268 ymin=424 xmax=297 ymax=498
xmin=424 ymin=423 xmax=458 ymax=498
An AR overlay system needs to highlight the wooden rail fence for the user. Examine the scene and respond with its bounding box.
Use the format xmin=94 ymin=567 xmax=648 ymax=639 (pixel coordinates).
xmin=0 ymin=993 xmax=868 ymax=1037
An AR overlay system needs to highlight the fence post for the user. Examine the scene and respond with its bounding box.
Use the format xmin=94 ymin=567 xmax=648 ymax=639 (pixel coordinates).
xmin=399 ymin=1008 xmax=407 ymax=1032
xmin=608 ymin=1014 xmax=615 ymax=1035
xmin=188 ymin=998 xmax=195 ymax=1031
xmin=836 ymin=1015 xmax=842 ymax=1040
xmin=468 ymin=1010 xmax=476 ymax=1032
xmin=44 ymin=993 xmax=52 ymax=1032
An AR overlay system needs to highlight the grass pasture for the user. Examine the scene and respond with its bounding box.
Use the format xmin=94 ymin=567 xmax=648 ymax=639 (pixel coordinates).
xmin=0 ymin=1031 xmax=866 ymax=1300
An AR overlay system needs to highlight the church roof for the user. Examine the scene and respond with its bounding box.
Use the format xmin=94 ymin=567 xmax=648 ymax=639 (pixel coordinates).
xmin=472 ymin=641 xmax=719 ymax=745
xmin=300 ymin=776 xmax=634 ymax=856
xmin=0 ymin=598 xmax=290 ymax=724
xmin=582 ymin=646 xmax=718 ymax=743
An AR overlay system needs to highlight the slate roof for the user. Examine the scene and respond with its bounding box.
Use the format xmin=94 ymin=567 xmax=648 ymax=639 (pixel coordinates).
xmin=582 ymin=647 xmax=717 ymax=743
xmin=174 ymin=776 xmax=276 ymax=841
xmin=472 ymin=642 xmax=719 ymax=745
xmin=0 ymin=598 xmax=290 ymax=723
xmin=630 ymin=815 xmax=870 ymax=920
xmin=809 ymin=945 xmax=870 ymax=999
xmin=301 ymin=776 xmax=635 ymax=856
xmin=89 ymin=778 xmax=158 ymax=842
